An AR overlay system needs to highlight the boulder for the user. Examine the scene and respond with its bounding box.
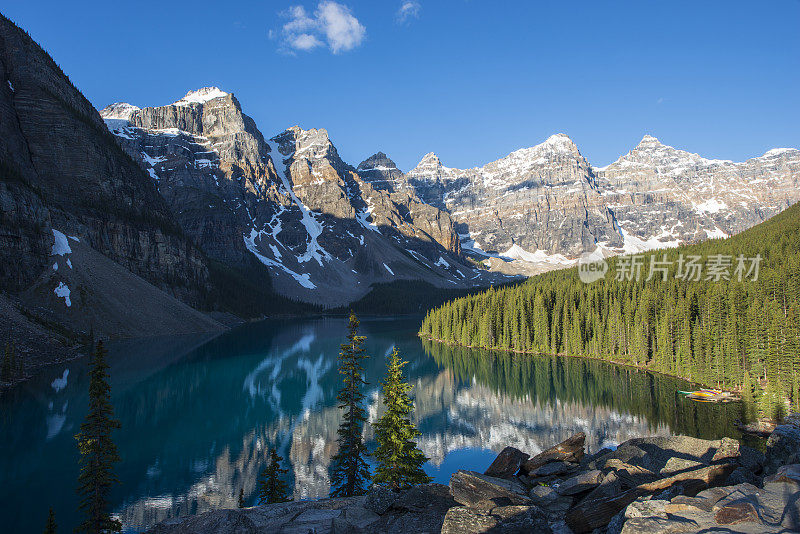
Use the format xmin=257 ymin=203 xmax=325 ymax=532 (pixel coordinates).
xmin=484 ymin=446 xmax=530 ymax=479
xmin=441 ymin=504 xmax=551 ymax=534
xmin=441 ymin=506 xmax=498 ymax=534
xmin=619 ymin=481 xmax=800 ymax=534
xmin=738 ymin=445 xmax=766 ymax=473
xmin=659 ymin=457 xmax=704 ymax=477
xmin=604 ymin=459 xmax=658 ymax=488
xmin=364 ymin=485 xmax=397 ymax=515
xmin=710 ymin=437 xmax=740 ymax=463
xmin=522 ymin=432 xmax=586 ymax=472
xmin=378 ymin=483 xmax=457 ymax=533
xmin=763 ymin=463 xmax=800 ymax=485
xmin=624 ymin=498 xmax=669 ymax=519
xmin=527 ymin=460 xmax=577 ymax=478
xmin=565 ymin=462 xmax=736 ymax=533
xmin=725 ymin=466 xmax=761 ymax=486
xmin=593 ymin=436 xmax=721 ymax=473
xmin=555 ymin=470 xmax=602 ymax=496
xmin=528 ymin=485 xmax=573 ymax=517
xmin=765 ymin=424 xmax=800 ymax=474
xmin=449 ymin=470 xmax=530 ymax=507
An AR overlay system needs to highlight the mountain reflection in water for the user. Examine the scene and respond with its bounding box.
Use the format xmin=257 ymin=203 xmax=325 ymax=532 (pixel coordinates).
xmin=0 ymin=316 xmax=746 ymax=533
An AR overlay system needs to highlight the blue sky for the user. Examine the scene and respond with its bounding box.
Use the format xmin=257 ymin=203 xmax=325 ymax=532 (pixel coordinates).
xmin=5 ymin=0 xmax=799 ymax=171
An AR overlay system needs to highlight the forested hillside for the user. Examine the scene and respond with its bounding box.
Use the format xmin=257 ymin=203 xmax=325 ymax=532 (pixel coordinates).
xmin=420 ymin=203 xmax=800 ymax=417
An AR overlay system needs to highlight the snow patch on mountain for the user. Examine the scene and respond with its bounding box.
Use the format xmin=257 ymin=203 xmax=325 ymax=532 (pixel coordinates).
xmin=503 ymin=244 xmax=574 ymax=265
xmin=54 ymin=282 xmax=71 ymax=307
xmin=173 ymin=87 xmax=229 ymax=106
xmin=695 ymin=198 xmax=728 ymax=214
xmin=243 ymin=229 xmax=316 ymax=289
xmin=51 ymin=230 xmax=72 ymax=256
xmin=268 ymin=141 xmax=331 ymax=265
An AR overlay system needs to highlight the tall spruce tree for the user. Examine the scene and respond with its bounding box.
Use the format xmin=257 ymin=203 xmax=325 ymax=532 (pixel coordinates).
xmin=329 ymin=312 xmax=371 ymax=497
xmin=238 ymin=488 xmax=245 ymax=508
xmin=258 ymin=448 xmax=292 ymax=504
xmin=75 ymin=341 xmax=122 ymax=534
xmin=43 ymin=507 xmax=57 ymax=534
xmin=373 ymin=348 xmax=432 ymax=490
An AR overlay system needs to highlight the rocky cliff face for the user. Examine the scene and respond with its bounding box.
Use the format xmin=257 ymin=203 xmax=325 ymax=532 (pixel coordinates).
xmin=404 ymin=134 xmax=800 ymax=274
xmin=0 ymin=14 xmax=220 ymax=362
xmin=597 ymin=135 xmax=800 ymax=248
xmin=102 ymin=93 xmax=490 ymax=306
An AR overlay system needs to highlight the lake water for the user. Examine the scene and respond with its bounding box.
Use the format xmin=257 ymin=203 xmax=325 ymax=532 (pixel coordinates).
xmin=0 ymin=316 xmax=749 ymax=533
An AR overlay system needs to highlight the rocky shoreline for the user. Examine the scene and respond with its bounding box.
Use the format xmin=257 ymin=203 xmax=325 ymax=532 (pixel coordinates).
xmin=146 ymin=416 xmax=800 ymax=534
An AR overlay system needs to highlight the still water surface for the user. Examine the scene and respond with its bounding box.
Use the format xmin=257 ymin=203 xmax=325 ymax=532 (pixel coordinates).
xmin=0 ymin=316 xmax=747 ymax=533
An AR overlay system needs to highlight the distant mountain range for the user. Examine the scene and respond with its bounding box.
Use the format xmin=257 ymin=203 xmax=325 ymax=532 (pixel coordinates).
xmin=102 ymin=87 xmax=800 ymax=290
xmin=0 ymin=11 xmax=798 ymax=376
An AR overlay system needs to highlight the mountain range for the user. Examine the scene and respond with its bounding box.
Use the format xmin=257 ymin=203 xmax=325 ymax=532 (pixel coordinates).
xmin=102 ymin=87 xmax=800 ymax=288
xmin=1 ymin=12 xmax=798 ymax=376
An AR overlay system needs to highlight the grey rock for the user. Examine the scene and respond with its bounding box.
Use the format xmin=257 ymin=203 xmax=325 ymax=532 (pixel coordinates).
xmin=738 ymin=445 xmax=766 ymax=473
xmin=449 ymin=470 xmax=530 ymax=507
xmin=556 ymin=470 xmax=602 ymax=496
xmin=619 ymin=481 xmax=800 ymax=534
xmin=765 ymin=424 xmax=800 ymax=474
xmin=364 ymin=485 xmax=397 ymax=515
xmin=523 ymin=432 xmax=586 ymax=472
xmin=659 ymin=457 xmax=704 ymax=477
xmin=484 ymin=446 xmax=530 ymax=479
xmin=624 ymin=498 xmax=669 ymax=519
xmin=710 ymin=437 xmax=740 ymax=464
xmin=441 ymin=504 xmax=552 ymax=534
xmin=441 ymin=506 xmax=498 ymax=534
xmin=763 ymin=463 xmax=800 ymax=485
xmin=725 ymin=466 xmax=761 ymax=487
xmin=528 ymin=460 xmax=577 ymax=478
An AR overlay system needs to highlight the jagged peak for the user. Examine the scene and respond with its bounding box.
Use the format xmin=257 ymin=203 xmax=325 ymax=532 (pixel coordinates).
xmin=419 ymin=152 xmax=441 ymax=165
xmin=173 ymin=87 xmax=229 ymax=106
xmin=357 ymin=151 xmax=399 ymax=171
xmin=99 ymin=102 xmax=140 ymax=120
xmin=632 ymin=134 xmax=668 ymax=151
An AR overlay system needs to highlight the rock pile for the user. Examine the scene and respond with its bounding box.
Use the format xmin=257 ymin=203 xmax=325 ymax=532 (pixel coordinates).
xmin=146 ymin=418 xmax=800 ymax=533
xmin=444 ymin=424 xmax=800 ymax=534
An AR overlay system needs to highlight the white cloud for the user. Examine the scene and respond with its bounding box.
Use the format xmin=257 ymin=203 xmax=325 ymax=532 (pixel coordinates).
xmin=291 ymin=33 xmax=323 ymax=50
xmin=396 ymin=1 xmax=421 ymax=24
xmin=279 ymin=2 xmax=366 ymax=54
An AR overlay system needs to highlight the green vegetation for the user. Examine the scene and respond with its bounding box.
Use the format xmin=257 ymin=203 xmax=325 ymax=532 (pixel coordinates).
xmin=421 ymin=203 xmax=800 ymax=418
xmin=75 ymin=341 xmax=122 ymax=533
xmin=329 ymin=313 xmax=372 ymax=497
xmin=258 ymin=448 xmax=292 ymax=504
xmin=372 ymin=348 xmax=432 ymax=489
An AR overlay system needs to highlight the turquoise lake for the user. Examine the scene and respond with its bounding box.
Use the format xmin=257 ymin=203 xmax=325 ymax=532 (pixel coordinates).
xmin=0 ymin=316 xmax=749 ymax=533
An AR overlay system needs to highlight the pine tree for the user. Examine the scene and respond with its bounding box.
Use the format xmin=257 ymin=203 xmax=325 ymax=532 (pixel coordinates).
xmin=75 ymin=341 xmax=122 ymax=534
xmin=258 ymin=448 xmax=292 ymax=504
xmin=43 ymin=508 xmax=57 ymax=534
xmin=329 ymin=312 xmax=371 ymax=497
xmin=238 ymin=488 xmax=245 ymax=508
xmin=373 ymin=348 xmax=433 ymax=490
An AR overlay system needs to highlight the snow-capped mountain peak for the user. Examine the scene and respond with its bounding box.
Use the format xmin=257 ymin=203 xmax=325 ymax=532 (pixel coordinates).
xmin=99 ymin=102 xmax=140 ymax=120
xmin=173 ymin=87 xmax=229 ymax=106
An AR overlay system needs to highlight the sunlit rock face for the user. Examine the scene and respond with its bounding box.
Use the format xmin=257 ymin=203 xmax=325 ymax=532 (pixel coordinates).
xmin=405 ymin=134 xmax=800 ymax=274
xmin=101 ymin=92 xmax=490 ymax=306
